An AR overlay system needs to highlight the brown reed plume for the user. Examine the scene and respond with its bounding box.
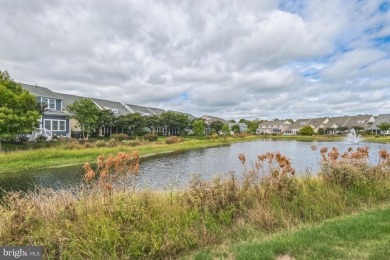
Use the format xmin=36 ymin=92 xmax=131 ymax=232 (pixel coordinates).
xmin=83 ymin=151 xmax=140 ymax=197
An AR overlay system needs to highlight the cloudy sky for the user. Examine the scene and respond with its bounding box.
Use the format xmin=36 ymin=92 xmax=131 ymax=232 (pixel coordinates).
xmin=1 ymin=0 xmax=389 ymax=120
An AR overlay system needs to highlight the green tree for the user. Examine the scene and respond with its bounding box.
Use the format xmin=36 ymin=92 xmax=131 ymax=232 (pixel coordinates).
xmin=0 ymin=71 xmax=40 ymax=149
xmin=377 ymin=122 xmax=390 ymax=135
xmin=231 ymin=124 xmax=240 ymax=134
xmin=67 ymin=98 xmax=100 ymax=139
xmin=160 ymin=111 xmax=190 ymax=136
xmin=221 ymin=124 xmax=231 ymax=137
xmin=210 ymin=120 xmax=224 ymax=133
xmin=144 ymin=115 xmax=162 ymax=134
xmin=239 ymin=119 xmax=260 ymax=133
xmin=97 ymin=110 xmax=116 ymax=136
xmin=192 ymin=119 xmax=205 ymax=135
xmin=116 ymin=113 xmax=146 ymax=136
xmin=299 ymin=125 xmax=314 ymax=136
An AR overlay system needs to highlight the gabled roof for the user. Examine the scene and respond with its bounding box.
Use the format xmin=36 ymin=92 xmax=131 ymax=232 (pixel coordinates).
xmin=169 ymin=110 xmax=197 ymax=120
xmin=93 ymin=98 xmax=129 ymax=116
xmin=148 ymin=107 xmax=166 ymax=115
xmin=125 ymin=104 xmax=156 ymax=116
xmin=324 ymin=116 xmax=351 ymax=129
xmin=54 ymin=92 xmax=85 ymax=108
xmin=201 ymin=115 xmax=228 ymax=124
xmin=22 ymin=84 xmax=62 ymax=99
xmin=289 ymin=119 xmax=311 ymax=130
xmin=369 ymin=114 xmax=390 ymax=129
xmin=324 ymin=115 xmax=374 ymax=129
xmin=344 ymin=115 xmax=374 ymax=129
xmin=307 ymin=117 xmax=328 ymax=129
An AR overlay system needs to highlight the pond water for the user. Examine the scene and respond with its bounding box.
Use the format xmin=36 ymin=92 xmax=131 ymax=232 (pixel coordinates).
xmin=0 ymin=139 xmax=389 ymax=197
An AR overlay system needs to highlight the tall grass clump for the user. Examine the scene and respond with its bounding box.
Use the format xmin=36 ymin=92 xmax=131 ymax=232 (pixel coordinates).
xmin=1 ymin=147 xmax=390 ymax=258
xmin=165 ymin=136 xmax=183 ymax=144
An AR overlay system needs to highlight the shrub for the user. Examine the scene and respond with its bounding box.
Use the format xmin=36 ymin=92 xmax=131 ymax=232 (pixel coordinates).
xmin=64 ymin=141 xmax=83 ymax=150
xmin=111 ymin=133 xmax=129 ymax=141
xmin=121 ymin=140 xmax=142 ymax=147
xmin=108 ymin=138 xmax=118 ymax=147
xmin=18 ymin=134 xmax=30 ymax=143
xmin=36 ymin=135 xmax=47 ymax=142
xmin=95 ymin=140 xmax=107 ymax=148
xmin=165 ymin=136 xmax=183 ymax=144
xmin=85 ymin=142 xmax=95 ymax=148
xmin=317 ymin=146 xmax=390 ymax=188
xmin=144 ymin=133 xmax=158 ymax=142
xmin=207 ymin=133 xmax=219 ymax=139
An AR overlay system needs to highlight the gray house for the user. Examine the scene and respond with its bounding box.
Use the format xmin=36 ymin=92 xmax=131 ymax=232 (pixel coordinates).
xmin=368 ymin=114 xmax=390 ymax=135
xmin=22 ymin=84 xmax=70 ymax=140
xmin=324 ymin=115 xmax=374 ymax=134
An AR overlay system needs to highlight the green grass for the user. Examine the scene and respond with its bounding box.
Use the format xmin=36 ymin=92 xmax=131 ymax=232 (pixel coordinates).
xmin=193 ymin=205 xmax=390 ymax=260
xmin=0 ymin=136 xmax=263 ymax=173
xmin=1 ymin=153 xmax=390 ymax=259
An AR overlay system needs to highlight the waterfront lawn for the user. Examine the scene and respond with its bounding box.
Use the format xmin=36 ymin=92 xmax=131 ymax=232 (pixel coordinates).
xmin=0 ymin=135 xmax=260 ymax=173
xmin=194 ymin=205 xmax=390 ymax=259
xmin=1 ymin=147 xmax=390 ymax=259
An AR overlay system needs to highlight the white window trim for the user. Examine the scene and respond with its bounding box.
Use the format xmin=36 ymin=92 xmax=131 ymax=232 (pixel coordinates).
xmin=44 ymin=119 xmax=66 ymax=131
xmin=40 ymin=97 xmax=57 ymax=110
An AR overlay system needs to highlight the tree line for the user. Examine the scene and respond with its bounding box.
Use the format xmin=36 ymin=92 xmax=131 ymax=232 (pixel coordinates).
xmin=2 ymin=70 xmax=390 ymax=146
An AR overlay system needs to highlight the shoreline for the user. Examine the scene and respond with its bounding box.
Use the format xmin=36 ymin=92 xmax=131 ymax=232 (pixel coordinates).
xmin=0 ymin=135 xmax=389 ymax=174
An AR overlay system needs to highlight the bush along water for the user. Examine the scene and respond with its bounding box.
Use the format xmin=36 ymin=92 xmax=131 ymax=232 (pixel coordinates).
xmin=0 ymin=147 xmax=390 ymax=259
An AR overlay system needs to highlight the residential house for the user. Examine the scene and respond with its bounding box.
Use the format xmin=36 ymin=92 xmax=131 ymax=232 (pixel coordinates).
xmin=256 ymin=120 xmax=292 ymax=134
xmin=54 ymin=92 xmax=84 ymax=137
xmin=343 ymin=115 xmax=375 ymax=131
xmin=92 ymin=98 xmax=131 ymax=136
xmin=201 ymin=115 xmax=228 ymax=135
xmin=22 ymin=84 xmax=71 ymax=140
xmin=286 ymin=119 xmax=311 ymax=135
xmin=324 ymin=115 xmax=374 ymax=134
xmin=368 ymin=114 xmax=390 ymax=135
xmin=228 ymin=122 xmax=248 ymax=134
xmin=285 ymin=117 xmax=328 ymax=135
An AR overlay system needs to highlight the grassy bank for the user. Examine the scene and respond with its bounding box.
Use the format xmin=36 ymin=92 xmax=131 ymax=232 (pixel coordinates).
xmin=194 ymin=205 xmax=390 ymax=259
xmin=1 ymin=147 xmax=390 ymax=259
xmin=0 ymin=135 xmax=260 ymax=173
xmin=1 ymin=134 xmax=389 ymax=174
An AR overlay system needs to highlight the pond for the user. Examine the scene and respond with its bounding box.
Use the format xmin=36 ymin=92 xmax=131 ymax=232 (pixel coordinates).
xmin=0 ymin=139 xmax=389 ymax=197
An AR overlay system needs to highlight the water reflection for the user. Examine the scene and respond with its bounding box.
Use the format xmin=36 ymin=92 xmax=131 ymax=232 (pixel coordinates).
xmin=0 ymin=140 xmax=389 ymax=198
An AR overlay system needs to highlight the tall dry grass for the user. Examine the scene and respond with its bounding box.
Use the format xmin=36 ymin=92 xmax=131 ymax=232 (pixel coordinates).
xmin=0 ymin=147 xmax=390 ymax=259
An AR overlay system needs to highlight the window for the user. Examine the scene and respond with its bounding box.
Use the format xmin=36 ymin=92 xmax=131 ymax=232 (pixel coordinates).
xmin=59 ymin=121 xmax=65 ymax=131
xmin=300 ymin=122 xmax=306 ymax=125
xmin=44 ymin=119 xmax=66 ymax=131
xmin=44 ymin=120 xmax=51 ymax=130
xmin=49 ymin=99 xmax=56 ymax=109
xmin=111 ymin=109 xmax=119 ymax=114
xmin=357 ymin=121 xmax=364 ymax=124
xmin=40 ymin=97 xmax=56 ymax=109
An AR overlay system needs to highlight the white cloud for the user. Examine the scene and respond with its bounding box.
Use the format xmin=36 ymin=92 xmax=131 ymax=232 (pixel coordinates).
xmin=0 ymin=0 xmax=389 ymax=120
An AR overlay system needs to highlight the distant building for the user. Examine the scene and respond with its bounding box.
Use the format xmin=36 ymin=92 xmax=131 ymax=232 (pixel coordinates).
xmin=256 ymin=120 xmax=292 ymax=134
xmin=368 ymin=114 xmax=390 ymax=135
xmin=201 ymin=115 xmax=228 ymax=135
xmin=22 ymin=84 xmax=71 ymax=141
xmin=228 ymin=122 xmax=247 ymax=134
xmin=286 ymin=118 xmax=328 ymax=135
